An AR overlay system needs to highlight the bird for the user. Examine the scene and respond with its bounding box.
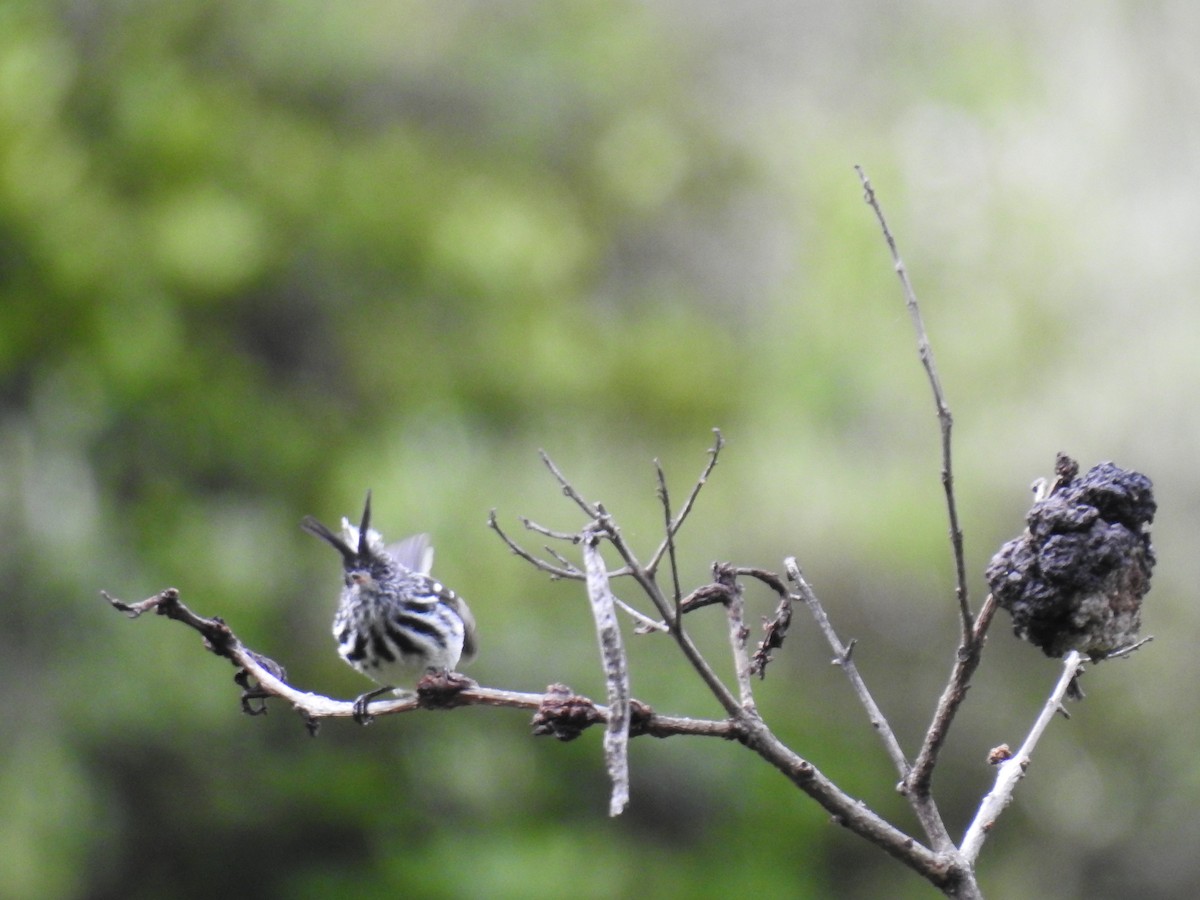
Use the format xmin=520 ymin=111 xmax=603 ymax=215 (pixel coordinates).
xmin=301 ymin=491 xmax=476 ymax=723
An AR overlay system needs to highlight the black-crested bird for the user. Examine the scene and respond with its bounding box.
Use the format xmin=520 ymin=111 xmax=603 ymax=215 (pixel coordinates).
xmin=302 ymin=492 xmax=476 ymax=722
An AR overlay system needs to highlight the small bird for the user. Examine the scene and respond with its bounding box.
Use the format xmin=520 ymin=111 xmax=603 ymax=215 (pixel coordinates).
xmin=302 ymin=491 xmax=476 ymax=722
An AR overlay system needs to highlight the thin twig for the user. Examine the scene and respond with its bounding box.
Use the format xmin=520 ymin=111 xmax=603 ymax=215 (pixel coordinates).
xmin=786 ymin=558 xmax=953 ymax=851
xmin=494 ymin=511 xmax=662 ymax=633
xmin=905 ymin=593 xmax=999 ymax=804
xmin=1097 ymin=635 xmax=1154 ymax=661
xmin=646 ymin=429 xmax=725 ymax=574
xmin=655 ymin=459 xmax=684 ymax=627
xmin=959 ymin=651 xmax=1087 ymax=863
xmin=488 ymin=511 xmax=583 ymax=580
xmin=520 ymin=517 xmax=583 ymax=543
xmin=545 ymin=545 xmax=579 ymax=571
xmin=540 ymin=449 xmax=601 ymax=518
xmin=735 ymin=566 xmax=791 ymax=597
xmin=856 ymin=166 xmax=971 ymax=643
xmin=785 ymin=560 xmax=911 ymax=777
xmin=622 ymin=598 xmax=672 ymax=633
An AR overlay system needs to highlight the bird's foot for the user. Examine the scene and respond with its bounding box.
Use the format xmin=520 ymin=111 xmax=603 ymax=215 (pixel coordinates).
xmin=351 ymin=685 xmax=395 ymax=725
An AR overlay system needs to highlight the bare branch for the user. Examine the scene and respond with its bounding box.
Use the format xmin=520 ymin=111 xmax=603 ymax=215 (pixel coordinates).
xmin=539 ymin=449 xmax=601 ymax=518
xmin=622 ymin=598 xmax=672 ymax=633
xmin=784 ymin=560 xmax=911 ymax=778
xmin=735 ymin=566 xmax=791 ymax=598
xmin=495 ymin=451 xmax=745 ymax=720
xmin=102 ymin=588 xmax=735 ymax=739
xmin=959 ymin=651 xmax=1088 ymax=863
xmin=856 ymin=166 xmax=971 ymax=642
xmin=654 ymin=458 xmax=684 ymax=624
xmin=488 ymin=510 xmax=582 ymax=580
xmin=785 ymin=559 xmax=955 ymax=851
xmin=734 ymin=719 xmax=976 ymax=897
xmin=905 ymin=593 xmax=1000 ymax=803
xmin=1097 ymin=635 xmax=1154 ymax=660
xmin=519 ymin=516 xmax=583 ymax=543
xmin=99 ymin=146 xmax=1147 ymax=897
xmin=646 ymin=429 xmax=725 ymax=574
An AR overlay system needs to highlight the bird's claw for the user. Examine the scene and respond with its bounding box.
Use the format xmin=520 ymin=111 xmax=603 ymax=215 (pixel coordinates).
xmin=351 ymin=685 xmax=394 ymax=725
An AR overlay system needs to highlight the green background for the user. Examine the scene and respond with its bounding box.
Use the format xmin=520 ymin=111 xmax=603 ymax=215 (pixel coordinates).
xmin=2 ymin=2 xmax=1196 ymax=898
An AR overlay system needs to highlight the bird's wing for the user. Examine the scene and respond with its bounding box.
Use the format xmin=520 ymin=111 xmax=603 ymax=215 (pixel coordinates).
xmin=386 ymin=533 xmax=435 ymax=574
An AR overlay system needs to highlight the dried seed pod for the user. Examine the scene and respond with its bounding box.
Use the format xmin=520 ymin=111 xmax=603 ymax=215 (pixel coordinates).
xmin=985 ymin=453 xmax=1156 ymax=659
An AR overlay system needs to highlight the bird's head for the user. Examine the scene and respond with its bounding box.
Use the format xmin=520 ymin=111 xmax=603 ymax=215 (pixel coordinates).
xmin=302 ymin=491 xmax=392 ymax=587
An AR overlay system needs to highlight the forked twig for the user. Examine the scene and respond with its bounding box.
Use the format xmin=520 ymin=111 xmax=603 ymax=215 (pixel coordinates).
xmin=490 ymin=454 xmax=973 ymax=891
xmin=497 ymin=448 xmax=746 ymax=720
xmin=488 ymin=510 xmax=582 ymax=580
xmin=646 ymin=429 xmax=724 ymax=574
xmin=856 ymin=168 xmax=1008 ymax=855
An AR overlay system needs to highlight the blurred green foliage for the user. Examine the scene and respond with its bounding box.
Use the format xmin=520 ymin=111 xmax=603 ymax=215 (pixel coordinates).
xmin=2 ymin=2 xmax=1195 ymax=899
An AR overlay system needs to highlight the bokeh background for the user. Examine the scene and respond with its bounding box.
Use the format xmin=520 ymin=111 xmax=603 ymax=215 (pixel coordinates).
xmin=2 ymin=2 xmax=1197 ymax=897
